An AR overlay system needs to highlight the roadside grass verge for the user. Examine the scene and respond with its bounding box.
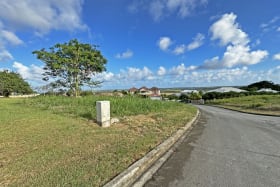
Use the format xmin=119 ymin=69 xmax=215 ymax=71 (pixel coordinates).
xmin=0 ymin=96 xmax=197 ymax=186
xmin=206 ymin=95 xmax=280 ymax=116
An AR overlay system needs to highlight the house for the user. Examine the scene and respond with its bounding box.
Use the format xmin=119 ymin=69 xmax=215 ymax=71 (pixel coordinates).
xmin=128 ymin=87 xmax=138 ymax=94
xmin=128 ymin=86 xmax=161 ymax=99
xmin=139 ymin=86 xmax=151 ymax=96
xmin=150 ymin=87 xmax=161 ymax=96
xmin=149 ymin=87 xmax=161 ymax=100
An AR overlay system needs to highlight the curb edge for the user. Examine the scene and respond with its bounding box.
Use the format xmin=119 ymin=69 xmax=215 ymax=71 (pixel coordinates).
xmin=103 ymin=109 xmax=200 ymax=187
xmin=207 ymin=105 xmax=280 ymax=117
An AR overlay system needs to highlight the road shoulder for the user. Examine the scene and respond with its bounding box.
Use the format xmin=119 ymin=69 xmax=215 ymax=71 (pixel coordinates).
xmin=103 ymin=109 xmax=200 ymax=187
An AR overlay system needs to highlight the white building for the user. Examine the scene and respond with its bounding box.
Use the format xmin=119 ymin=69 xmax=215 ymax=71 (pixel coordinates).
xmin=257 ymin=88 xmax=278 ymax=93
xmin=181 ymin=89 xmax=199 ymax=94
xmin=206 ymin=87 xmax=247 ymax=93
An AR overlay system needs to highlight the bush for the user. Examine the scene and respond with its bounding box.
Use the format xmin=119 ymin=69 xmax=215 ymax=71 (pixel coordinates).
xmin=202 ymin=91 xmax=279 ymax=100
xmin=80 ymin=90 xmax=94 ymax=96
xmin=179 ymin=94 xmax=189 ymax=102
xmin=167 ymin=94 xmax=179 ymax=100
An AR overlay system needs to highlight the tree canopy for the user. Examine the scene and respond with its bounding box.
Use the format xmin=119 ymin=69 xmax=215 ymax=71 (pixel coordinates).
xmin=32 ymin=39 xmax=107 ymax=97
xmin=240 ymin=80 xmax=280 ymax=91
xmin=0 ymin=70 xmax=33 ymax=96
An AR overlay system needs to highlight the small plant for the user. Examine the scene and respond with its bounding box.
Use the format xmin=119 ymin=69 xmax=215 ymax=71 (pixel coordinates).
xmin=248 ymin=103 xmax=263 ymax=109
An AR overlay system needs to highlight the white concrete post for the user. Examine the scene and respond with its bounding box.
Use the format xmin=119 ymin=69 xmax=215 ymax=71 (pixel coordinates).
xmin=96 ymin=101 xmax=110 ymax=127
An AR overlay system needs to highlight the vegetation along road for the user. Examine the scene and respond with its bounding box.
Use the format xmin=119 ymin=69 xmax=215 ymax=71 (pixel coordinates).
xmin=145 ymin=105 xmax=280 ymax=187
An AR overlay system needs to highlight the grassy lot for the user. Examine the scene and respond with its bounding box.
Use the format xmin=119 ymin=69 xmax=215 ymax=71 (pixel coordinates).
xmin=206 ymin=95 xmax=280 ymax=116
xmin=0 ymin=96 xmax=196 ymax=186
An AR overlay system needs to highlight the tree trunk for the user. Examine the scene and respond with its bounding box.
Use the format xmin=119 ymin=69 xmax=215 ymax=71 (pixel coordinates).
xmin=75 ymin=75 xmax=79 ymax=97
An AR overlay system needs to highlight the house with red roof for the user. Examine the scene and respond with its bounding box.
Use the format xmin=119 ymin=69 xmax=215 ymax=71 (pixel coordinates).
xmin=128 ymin=86 xmax=161 ymax=99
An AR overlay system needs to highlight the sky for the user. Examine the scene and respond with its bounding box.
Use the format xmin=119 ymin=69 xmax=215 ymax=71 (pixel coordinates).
xmin=0 ymin=0 xmax=280 ymax=90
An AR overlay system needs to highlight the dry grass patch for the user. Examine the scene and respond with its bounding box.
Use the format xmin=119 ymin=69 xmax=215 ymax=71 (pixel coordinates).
xmin=0 ymin=97 xmax=196 ymax=186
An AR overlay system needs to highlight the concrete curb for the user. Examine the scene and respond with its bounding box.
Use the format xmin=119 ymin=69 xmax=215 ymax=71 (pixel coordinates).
xmin=208 ymin=105 xmax=280 ymax=117
xmin=103 ymin=110 xmax=200 ymax=187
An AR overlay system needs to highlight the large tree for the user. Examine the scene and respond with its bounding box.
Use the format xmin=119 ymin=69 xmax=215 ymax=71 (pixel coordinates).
xmin=0 ymin=70 xmax=33 ymax=96
xmin=33 ymin=39 xmax=107 ymax=97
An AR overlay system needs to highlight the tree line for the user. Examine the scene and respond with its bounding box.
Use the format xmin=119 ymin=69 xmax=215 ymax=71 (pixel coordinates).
xmin=203 ymin=81 xmax=279 ymax=100
xmin=240 ymin=81 xmax=280 ymax=91
xmin=0 ymin=70 xmax=33 ymax=96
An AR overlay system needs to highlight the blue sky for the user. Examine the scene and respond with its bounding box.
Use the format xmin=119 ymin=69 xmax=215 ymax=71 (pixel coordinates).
xmin=0 ymin=0 xmax=280 ymax=90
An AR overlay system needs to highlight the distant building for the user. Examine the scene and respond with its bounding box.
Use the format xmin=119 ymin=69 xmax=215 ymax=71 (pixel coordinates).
xmin=128 ymin=86 xmax=161 ymax=99
xmin=139 ymin=86 xmax=151 ymax=96
xmin=181 ymin=89 xmax=199 ymax=94
xmin=150 ymin=87 xmax=161 ymax=96
xmin=128 ymin=87 xmax=138 ymax=94
xmin=257 ymin=88 xmax=278 ymax=93
xmin=206 ymin=87 xmax=247 ymax=93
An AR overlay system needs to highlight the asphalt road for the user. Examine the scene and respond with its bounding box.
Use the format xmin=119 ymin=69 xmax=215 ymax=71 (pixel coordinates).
xmin=144 ymin=105 xmax=280 ymax=187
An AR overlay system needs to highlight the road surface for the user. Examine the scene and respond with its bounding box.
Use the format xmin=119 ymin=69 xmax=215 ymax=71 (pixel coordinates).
xmin=144 ymin=105 xmax=280 ymax=187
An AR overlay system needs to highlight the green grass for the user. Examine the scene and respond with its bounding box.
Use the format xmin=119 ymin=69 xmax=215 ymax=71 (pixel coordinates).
xmin=23 ymin=95 xmax=182 ymax=118
xmin=206 ymin=95 xmax=280 ymax=116
xmin=0 ymin=96 xmax=197 ymax=186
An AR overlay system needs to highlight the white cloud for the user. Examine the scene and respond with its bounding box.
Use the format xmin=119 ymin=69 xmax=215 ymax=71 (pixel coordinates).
xmin=273 ymin=53 xmax=280 ymax=60
xmin=202 ymin=56 xmax=220 ymax=69
xmin=210 ymin=13 xmax=249 ymax=46
xmin=260 ymin=16 xmax=280 ymax=32
xmin=179 ymin=66 xmax=280 ymax=86
xmin=252 ymin=39 xmax=261 ymax=47
xmin=0 ymin=0 xmax=86 ymax=62
xmin=0 ymin=0 xmax=86 ymax=35
xmin=166 ymin=0 xmax=207 ymax=18
xmin=115 ymin=49 xmax=134 ymax=59
xmin=277 ymin=27 xmax=280 ymax=32
xmin=166 ymin=0 xmax=191 ymax=18
xmin=13 ymin=62 xmax=31 ymax=79
xmin=93 ymin=67 xmax=155 ymax=84
xmin=203 ymin=13 xmax=268 ymax=69
xmin=181 ymin=67 xmax=250 ymax=84
xmin=93 ymin=72 xmax=115 ymax=82
xmin=158 ymin=37 xmax=172 ymax=51
xmin=157 ymin=66 xmax=166 ymax=76
xmin=187 ymin=33 xmax=205 ymax=51
xmin=0 ymin=24 xmax=23 ymax=62
xmin=202 ymin=45 xmax=268 ymax=69
xmin=1 ymin=30 xmax=23 ymax=45
xmin=129 ymin=0 xmax=208 ymax=21
xmin=125 ymin=66 xmax=154 ymax=80
xmin=222 ymin=45 xmax=268 ymax=67
xmin=169 ymin=63 xmax=197 ymax=75
xmin=67 ymin=65 xmax=280 ymax=89
xmin=127 ymin=0 xmax=144 ymax=14
xmin=253 ymin=66 xmax=280 ymax=83
xmin=265 ymin=66 xmax=280 ymax=81
xmin=186 ymin=65 xmax=198 ymax=71
xmin=170 ymin=63 xmax=187 ymax=75
xmin=0 ymin=50 xmax=13 ymax=62
xmin=172 ymin=33 xmax=204 ymax=55
xmin=149 ymin=0 xmax=165 ymax=21
xmin=12 ymin=61 xmax=44 ymax=83
xmin=173 ymin=44 xmax=186 ymax=55
xmin=260 ymin=17 xmax=279 ymax=28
